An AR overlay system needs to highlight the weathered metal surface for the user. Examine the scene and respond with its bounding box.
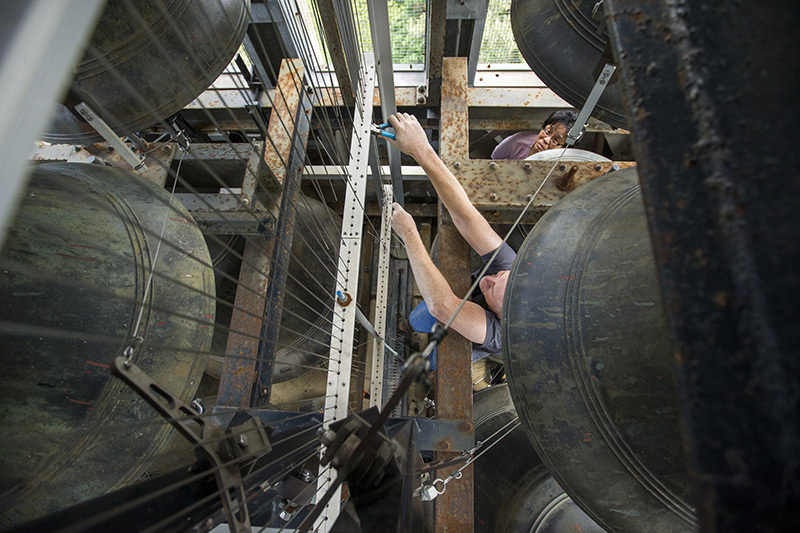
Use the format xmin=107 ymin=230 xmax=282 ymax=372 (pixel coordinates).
xmin=468 ymin=86 xmax=569 ymax=108
xmin=31 ymin=142 xmax=178 ymax=187
xmin=0 ymin=163 xmax=214 ymax=522
xmin=435 ymin=56 xmax=474 ymax=533
xmin=426 ymin=0 xmax=448 ymax=106
xmin=217 ymin=236 xmax=273 ymax=408
xmin=263 ymin=59 xmax=307 ymax=187
xmin=510 ymin=0 xmax=627 ymax=128
xmin=449 ymin=159 xmax=636 ymax=222
xmin=603 ymin=0 xmax=800 ymax=530
xmin=42 ymin=0 xmax=250 ymax=144
xmin=252 ymin=59 xmax=314 ymax=404
xmin=174 ymin=194 xmax=274 ymax=235
xmin=316 ymin=0 xmax=356 ymax=107
xmin=473 ymin=385 xmax=602 ymax=532
xmin=240 ymin=141 xmax=266 ymax=207
xmin=440 ymin=58 xmax=469 ymax=160
xmin=504 ymin=168 xmax=696 ymax=532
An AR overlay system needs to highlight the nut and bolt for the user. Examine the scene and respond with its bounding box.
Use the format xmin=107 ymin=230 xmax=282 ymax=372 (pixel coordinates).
xmin=523 ymin=162 xmax=532 ymax=171
xmin=489 ymin=193 xmax=498 ymax=201
xmin=453 ymin=161 xmax=461 ymax=170
xmin=417 ymin=85 xmax=427 ymax=94
xmin=241 ymin=197 xmax=251 ymax=206
xmin=489 ymin=162 xmax=497 ymax=170
xmin=238 ymin=434 xmax=249 ymax=448
xmin=417 ymin=96 xmax=426 ymax=104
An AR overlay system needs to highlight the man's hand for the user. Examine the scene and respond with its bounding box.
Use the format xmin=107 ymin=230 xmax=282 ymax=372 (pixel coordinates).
xmin=391 ymin=202 xmax=417 ymax=242
xmin=387 ymin=113 xmax=434 ymax=162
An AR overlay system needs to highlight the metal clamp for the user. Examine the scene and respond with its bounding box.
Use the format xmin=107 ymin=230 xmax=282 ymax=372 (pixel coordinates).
xmin=421 ymin=470 xmax=463 ymax=502
xmin=111 ymin=356 xmax=270 ymax=532
xmin=74 ymin=102 xmax=147 ymax=171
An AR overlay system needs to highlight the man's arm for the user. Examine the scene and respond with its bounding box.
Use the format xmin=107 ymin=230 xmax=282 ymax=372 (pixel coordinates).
xmin=391 ymin=203 xmax=488 ymax=345
xmin=388 ymin=113 xmax=503 ymax=256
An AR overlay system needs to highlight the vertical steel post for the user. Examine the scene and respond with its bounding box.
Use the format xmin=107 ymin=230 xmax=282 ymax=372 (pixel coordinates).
xmin=252 ymin=59 xmax=312 ymax=406
xmin=434 ymin=56 xmax=474 ymax=532
xmin=367 ymin=0 xmax=404 ymax=205
xmin=369 ymin=183 xmax=394 ymax=408
xmin=313 ymin=53 xmax=376 ymax=533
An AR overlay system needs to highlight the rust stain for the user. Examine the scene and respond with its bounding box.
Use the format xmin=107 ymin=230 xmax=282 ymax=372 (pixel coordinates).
xmin=85 ymin=360 xmax=110 ymax=369
xmin=68 ymin=398 xmax=91 ymax=406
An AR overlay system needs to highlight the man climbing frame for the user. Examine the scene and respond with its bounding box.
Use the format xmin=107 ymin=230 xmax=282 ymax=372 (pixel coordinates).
xmin=387 ymin=112 xmax=516 ymax=365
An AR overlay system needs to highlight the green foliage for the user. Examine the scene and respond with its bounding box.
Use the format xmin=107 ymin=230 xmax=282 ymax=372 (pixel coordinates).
xmin=309 ymin=0 xmax=524 ymax=68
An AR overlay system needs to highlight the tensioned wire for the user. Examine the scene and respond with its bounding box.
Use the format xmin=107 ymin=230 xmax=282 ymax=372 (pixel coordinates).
xmin=6 ymin=0 xmax=424 ymax=529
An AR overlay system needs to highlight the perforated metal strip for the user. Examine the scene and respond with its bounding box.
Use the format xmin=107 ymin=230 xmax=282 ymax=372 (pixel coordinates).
xmin=369 ymin=183 xmax=393 ymax=408
xmin=314 ymin=52 xmax=376 ymax=533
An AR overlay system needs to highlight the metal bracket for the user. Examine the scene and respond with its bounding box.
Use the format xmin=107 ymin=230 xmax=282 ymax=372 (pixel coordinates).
xmin=566 ymin=63 xmax=617 ymax=147
xmin=74 ymin=102 xmax=147 ymax=171
xmin=110 ymin=356 xmax=271 ymax=532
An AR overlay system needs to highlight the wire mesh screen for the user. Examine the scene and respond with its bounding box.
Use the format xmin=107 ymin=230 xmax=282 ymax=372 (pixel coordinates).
xmin=349 ymin=0 xmax=426 ymax=68
xmin=479 ymin=0 xmax=524 ymax=64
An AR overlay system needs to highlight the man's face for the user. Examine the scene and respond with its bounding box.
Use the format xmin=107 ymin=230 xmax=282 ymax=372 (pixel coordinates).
xmin=531 ymin=123 xmax=568 ymax=154
xmin=479 ymin=270 xmax=510 ymax=317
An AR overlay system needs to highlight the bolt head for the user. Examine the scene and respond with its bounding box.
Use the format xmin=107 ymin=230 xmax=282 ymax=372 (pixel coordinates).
xmin=558 ymin=164 xmax=567 ymax=171
xmin=489 ymin=193 xmax=498 ymax=201
xmin=594 ymin=164 xmax=603 ymax=171
xmin=238 ymin=434 xmax=249 ymax=448
xmin=489 ymin=162 xmax=497 ymax=170
xmin=523 ymin=163 xmax=532 ymax=171
xmin=242 ymin=197 xmax=250 ymax=206
xmin=453 ymin=161 xmax=461 ymax=169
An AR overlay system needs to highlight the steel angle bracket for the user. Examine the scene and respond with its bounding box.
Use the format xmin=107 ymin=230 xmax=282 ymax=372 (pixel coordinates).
xmin=111 ymin=356 xmax=270 ymax=533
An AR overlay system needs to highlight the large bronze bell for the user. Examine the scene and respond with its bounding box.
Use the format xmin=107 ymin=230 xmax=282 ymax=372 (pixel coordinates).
xmin=0 ymin=163 xmax=215 ymax=524
xmin=41 ymin=0 xmax=250 ymax=144
xmin=503 ymin=168 xmax=697 ymax=531
xmin=511 ymin=0 xmax=628 ymax=128
xmin=474 ymin=384 xmax=602 ymax=532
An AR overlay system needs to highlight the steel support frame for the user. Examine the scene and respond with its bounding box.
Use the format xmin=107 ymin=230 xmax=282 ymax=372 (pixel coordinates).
xmin=434 ymin=56 xmax=474 ymax=532
xmin=604 ymin=0 xmax=800 ymax=530
xmin=366 ymin=0 xmax=404 ymax=204
xmin=368 ymin=183 xmax=394 ymax=408
xmin=316 ymin=0 xmax=356 ymax=107
xmin=252 ymin=59 xmax=313 ymax=406
xmin=314 ymin=53 xmax=377 ymax=533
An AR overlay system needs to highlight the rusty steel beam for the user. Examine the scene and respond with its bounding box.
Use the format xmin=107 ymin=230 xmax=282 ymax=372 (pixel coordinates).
xmin=425 ymin=0 xmax=447 ymax=106
xmin=434 ymin=56 xmax=474 ymax=533
xmin=316 ymin=0 xmax=355 ymax=107
xmin=252 ymin=59 xmax=313 ymax=407
xmin=448 ymin=159 xmax=637 ymax=223
xmin=263 ymin=59 xmax=306 ymax=187
xmin=216 ymin=236 xmax=275 ymax=407
xmin=30 ymin=142 xmax=178 ymax=187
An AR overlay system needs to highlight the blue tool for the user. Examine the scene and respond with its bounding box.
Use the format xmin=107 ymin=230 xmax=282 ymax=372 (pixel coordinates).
xmin=370 ymin=122 xmax=396 ymax=139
